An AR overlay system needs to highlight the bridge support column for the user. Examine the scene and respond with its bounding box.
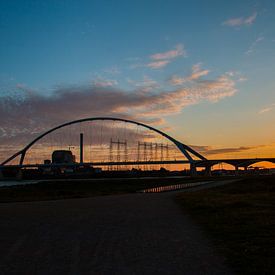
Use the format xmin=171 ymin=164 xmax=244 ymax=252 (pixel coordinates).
xmin=204 ymin=165 xmax=212 ymax=177
xmin=235 ymin=166 xmax=239 ymax=176
xmin=242 ymin=166 xmax=249 ymax=175
xmin=190 ymin=163 xmax=197 ymax=177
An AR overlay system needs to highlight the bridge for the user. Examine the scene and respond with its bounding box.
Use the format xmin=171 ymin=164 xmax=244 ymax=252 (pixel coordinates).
xmin=0 ymin=117 xmax=274 ymax=178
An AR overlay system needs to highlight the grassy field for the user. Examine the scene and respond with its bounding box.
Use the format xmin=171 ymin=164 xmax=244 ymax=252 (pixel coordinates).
xmin=177 ymin=175 xmax=275 ymax=274
xmin=0 ymin=176 xmax=214 ymax=202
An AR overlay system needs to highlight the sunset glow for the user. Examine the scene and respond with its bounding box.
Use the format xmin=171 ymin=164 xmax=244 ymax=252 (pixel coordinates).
xmin=0 ymin=1 xmax=275 ymax=168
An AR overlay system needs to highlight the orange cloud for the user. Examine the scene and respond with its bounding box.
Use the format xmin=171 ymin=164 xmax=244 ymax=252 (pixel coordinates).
xmin=146 ymin=60 xmax=170 ymax=69
xmin=170 ymin=63 xmax=210 ymax=85
xmin=143 ymin=44 xmax=186 ymax=69
xmin=150 ymin=44 xmax=185 ymax=60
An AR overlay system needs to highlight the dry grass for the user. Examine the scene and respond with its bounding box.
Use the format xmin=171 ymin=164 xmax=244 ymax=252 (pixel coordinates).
xmin=177 ymin=175 xmax=275 ymax=274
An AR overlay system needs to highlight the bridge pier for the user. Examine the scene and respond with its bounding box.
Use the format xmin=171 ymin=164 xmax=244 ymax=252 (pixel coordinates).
xmin=190 ymin=163 xmax=197 ymax=177
xmin=204 ymin=165 xmax=212 ymax=177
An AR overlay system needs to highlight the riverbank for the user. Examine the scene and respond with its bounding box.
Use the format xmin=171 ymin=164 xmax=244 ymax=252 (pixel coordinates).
xmin=0 ymin=176 xmax=217 ymax=202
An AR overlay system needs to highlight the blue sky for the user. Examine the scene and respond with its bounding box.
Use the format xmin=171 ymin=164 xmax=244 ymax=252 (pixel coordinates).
xmin=1 ymin=0 xmax=274 ymax=89
xmin=0 ymin=0 xmax=275 ymax=160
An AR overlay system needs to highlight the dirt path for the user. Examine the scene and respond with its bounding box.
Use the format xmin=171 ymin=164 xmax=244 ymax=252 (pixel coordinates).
xmin=0 ymin=183 xmax=233 ymax=274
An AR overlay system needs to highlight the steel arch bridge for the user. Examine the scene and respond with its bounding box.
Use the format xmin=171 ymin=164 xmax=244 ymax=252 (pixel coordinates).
xmin=1 ymin=117 xmax=206 ymax=167
xmin=1 ymin=117 xmax=275 ymax=178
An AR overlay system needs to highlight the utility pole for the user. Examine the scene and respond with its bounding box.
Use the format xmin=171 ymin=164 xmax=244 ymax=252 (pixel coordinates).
xmin=80 ymin=133 xmax=84 ymax=164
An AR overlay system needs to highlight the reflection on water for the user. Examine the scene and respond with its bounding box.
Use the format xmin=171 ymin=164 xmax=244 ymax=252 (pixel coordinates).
xmin=139 ymin=181 xmax=209 ymax=193
xmin=0 ymin=180 xmax=38 ymax=187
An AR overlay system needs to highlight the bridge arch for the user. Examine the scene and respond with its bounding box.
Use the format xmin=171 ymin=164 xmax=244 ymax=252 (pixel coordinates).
xmin=210 ymin=161 xmax=236 ymax=171
xmin=1 ymin=117 xmax=206 ymax=166
xmin=244 ymin=160 xmax=275 ymax=168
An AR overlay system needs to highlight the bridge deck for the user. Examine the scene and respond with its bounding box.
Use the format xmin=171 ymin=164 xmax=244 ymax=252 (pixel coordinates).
xmin=1 ymin=158 xmax=274 ymax=169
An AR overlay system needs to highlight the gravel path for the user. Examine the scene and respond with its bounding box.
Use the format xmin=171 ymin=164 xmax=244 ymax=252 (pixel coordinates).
xmin=0 ymin=182 xmax=233 ymax=275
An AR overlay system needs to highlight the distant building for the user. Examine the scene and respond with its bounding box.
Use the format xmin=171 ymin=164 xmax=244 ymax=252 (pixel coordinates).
xmin=52 ymin=150 xmax=75 ymax=164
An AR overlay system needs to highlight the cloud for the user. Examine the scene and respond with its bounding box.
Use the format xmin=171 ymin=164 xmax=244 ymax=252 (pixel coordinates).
xmin=225 ymin=71 xmax=235 ymax=77
xmin=237 ymin=77 xmax=247 ymax=82
xmin=92 ymin=78 xmax=118 ymax=87
xmin=258 ymin=107 xmax=272 ymax=114
xmin=225 ymin=71 xmax=247 ymax=82
xmin=127 ymin=76 xmax=159 ymax=92
xmin=245 ymin=12 xmax=258 ymax=25
xmin=191 ymin=144 xmax=264 ymax=156
xmin=170 ymin=63 xmax=210 ymax=85
xmin=169 ymin=76 xmax=186 ymax=86
xmin=195 ymin=76 xmax=236 ymax=102
xmin=0 ymin=76 xmax=237 ymax=159
xmin=190 ymin=69 xmax=209 ymax=80
xmin=150 ymin=44 xmax=185 ymax=60
xmin=223 ymin=12 xmax=257 ymax=27
xmin=146 ymin=60 xmax=170 ymax=69
xmin=136 ymin=44 xmax=186 ymax=70
xmin=258 ymin=103 xmax=275 ymax=114
xmin=245 ymin=36 xmax=264 ymax=55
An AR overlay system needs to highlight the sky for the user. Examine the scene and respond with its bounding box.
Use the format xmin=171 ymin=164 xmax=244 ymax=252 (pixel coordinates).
xmin=0 ymin=0 xmax=275 ymax=165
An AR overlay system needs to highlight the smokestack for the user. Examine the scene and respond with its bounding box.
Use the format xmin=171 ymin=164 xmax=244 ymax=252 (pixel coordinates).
xmin=80 ymin=133 xmax=84 ymax=164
